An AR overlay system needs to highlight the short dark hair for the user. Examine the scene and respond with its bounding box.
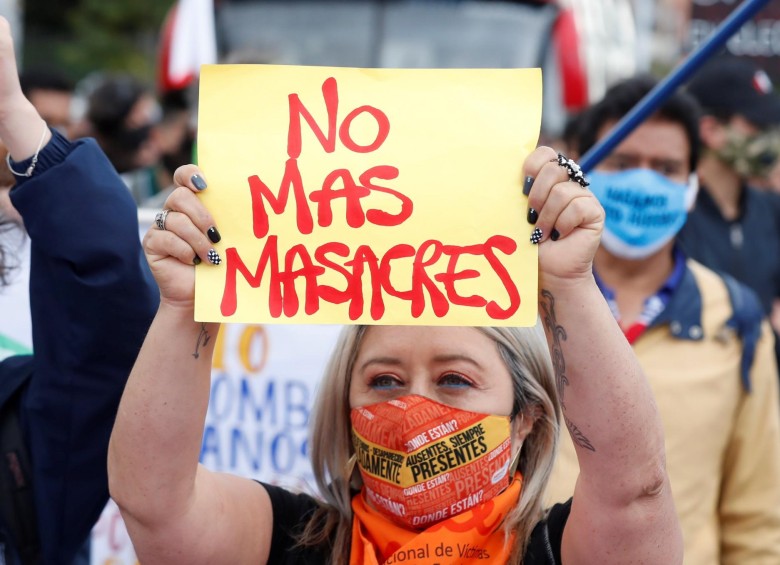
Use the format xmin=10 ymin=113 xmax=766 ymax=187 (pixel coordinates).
xmin=20 ymin=69 xmax=74 ymax=97
xmin=575 ymin=75 xmax=702 ymax=173
xmin=87 ymin=75 xmax=148 ymax=134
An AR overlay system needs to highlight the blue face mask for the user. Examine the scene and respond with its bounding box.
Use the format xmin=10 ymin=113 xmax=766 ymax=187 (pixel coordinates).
xmin=588 ymin=168 xmax=698 ymax=260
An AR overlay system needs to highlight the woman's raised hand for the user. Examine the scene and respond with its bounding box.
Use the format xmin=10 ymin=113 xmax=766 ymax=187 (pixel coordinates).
xmin=0 ymin=17 xmax=23 ymax=119
xmin=523 ymin=146 xmax=604 ymax=286
xmin=0 ymin=17 xmax=51 ymax=160
xmin=143 ymin=164 xmax=220 ymax=309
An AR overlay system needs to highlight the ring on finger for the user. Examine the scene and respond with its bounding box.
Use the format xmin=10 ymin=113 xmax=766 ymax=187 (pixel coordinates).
xmin=155 ymin=208 xmax=172 ymax=231
xmin=551 ymin=153 xmax=589 ymax=188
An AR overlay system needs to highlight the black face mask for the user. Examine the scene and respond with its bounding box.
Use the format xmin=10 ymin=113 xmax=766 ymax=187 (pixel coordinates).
xmin=99 ymin=124 xmax=154 ymax=174
xmin=116 ymin=124 xmax=153 ymax=153
xmin=161 ymin=134 xmax=195 ymax=177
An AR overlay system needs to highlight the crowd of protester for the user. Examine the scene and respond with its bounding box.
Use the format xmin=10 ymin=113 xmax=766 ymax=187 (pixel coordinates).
xmin=549 ymin=70 xmax=780 ymax=565
xmin=17 ymin=66 xmax=195 ymax=209
xmin=1 ymin=9 xmax=780 ymax=564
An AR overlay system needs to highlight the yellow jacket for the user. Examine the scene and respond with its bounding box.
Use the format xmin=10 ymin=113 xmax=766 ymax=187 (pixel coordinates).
xmin=546 ymin=260 xmax=780 ymax=565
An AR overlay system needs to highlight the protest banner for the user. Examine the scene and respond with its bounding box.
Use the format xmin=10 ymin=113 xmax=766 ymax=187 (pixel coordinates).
xmin=196 ymin=65 xmax=542 ymax=326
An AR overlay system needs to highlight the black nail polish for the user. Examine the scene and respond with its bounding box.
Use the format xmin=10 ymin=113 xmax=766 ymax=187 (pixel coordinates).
xmin=207 ymin=226 xmax=221 ymax=243
xmin=550 ymin=229 xmax=560 ymax=241
xmin=193 ymin=255 xmax=202 ymax=265
xmin=192 ymin=174 xmax=207 ymax=190
xmin=530 ymin=227 xmax=543 ymax=244
xmin=527 ymin=208 xmax=538 ymax=225
xmin=523 ymin=175 xmax=534 ymax=196
xmin=207 ymin=249 xmax=222 ymax=265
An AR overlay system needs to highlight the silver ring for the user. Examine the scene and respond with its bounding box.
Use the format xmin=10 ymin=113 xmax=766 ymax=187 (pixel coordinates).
xmin=553 ymin=153 xmax=589 ymax=188
xmin=155 ymin=208 xmax=172 ymax=231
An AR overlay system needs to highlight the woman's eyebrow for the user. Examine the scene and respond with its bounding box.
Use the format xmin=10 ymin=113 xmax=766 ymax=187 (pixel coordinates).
xmin=358 ymin=356 xmax=402 ymax=372
xmin=358 ymin=354 xmax=483 ymax=372
xmin=432 ymin=354 xmax=483 ymax=369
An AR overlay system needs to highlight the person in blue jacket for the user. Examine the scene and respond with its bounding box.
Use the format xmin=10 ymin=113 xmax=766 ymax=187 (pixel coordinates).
xmin=0 ymin=18 xmax=159 ymax=564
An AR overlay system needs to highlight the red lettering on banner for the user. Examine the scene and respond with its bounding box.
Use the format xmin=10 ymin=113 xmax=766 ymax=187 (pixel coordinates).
xmin=482 ymin=236 xmax=521 ymax=319
xmin=281 ymin=244 xmax=326 ymax=316
xmin=221 ymin=237 xmax=281 ymax=317
xmin=360 ymin=166 xmax=412 ymax=226
xmin=412 ymin=240 xmax=449 ymax=318
xmin=434 ymin=235 xmax=521 ymax=319
xmin=222 ymin=76 xmax=525 ymax=322
xmin=286 ymin=75 xmax=391 ymax=158
xmin=345 ymin=245 xmax=384 ymax=320
xmin=220 ymin=236 xmax=521 ymax=321
xmin=309 ymin=168 xmax=371 ymax=228
xmin=250 ymin=78 xmax=408 ymax=237
xmin=287 ymin=76 xmax=339 ymax=158
xmin=339 ymin=104 xmax=390 ymax=153
xmin=248 ymin=159 xmax=313 ymax=238
xmin=313 ymin=242 xmax=356 ymax=305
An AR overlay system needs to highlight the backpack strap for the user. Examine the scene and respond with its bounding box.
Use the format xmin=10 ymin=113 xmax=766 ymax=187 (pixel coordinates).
xmin=721 ymin=273 xmax=764 ymax=394
xmin=0 ymin=364 xmax=40 ymax=565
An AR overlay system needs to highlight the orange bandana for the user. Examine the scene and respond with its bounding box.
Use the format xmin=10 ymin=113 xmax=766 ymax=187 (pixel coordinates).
xmin=349 ymin=474 xmax=522 ymax=565
xmin=351 ymin=395 xmax=514 ymax=530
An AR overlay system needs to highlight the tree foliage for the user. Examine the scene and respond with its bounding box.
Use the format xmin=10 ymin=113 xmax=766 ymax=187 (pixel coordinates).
xmin=23 ymin=0 xmax=172 ymax=82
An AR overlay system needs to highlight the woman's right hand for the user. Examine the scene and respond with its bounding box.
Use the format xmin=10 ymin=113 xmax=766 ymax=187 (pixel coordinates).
xmin=143 ymin=164 xmax=220 ymax=309
xmin=0 ymin=17 xmax=51 ymax=160
xmin=0 ymin=17 xmax=24 ymax=117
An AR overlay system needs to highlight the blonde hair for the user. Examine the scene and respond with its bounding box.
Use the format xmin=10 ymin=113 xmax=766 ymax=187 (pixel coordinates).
xmin=300 ymin=323 xmax=560 ymax=564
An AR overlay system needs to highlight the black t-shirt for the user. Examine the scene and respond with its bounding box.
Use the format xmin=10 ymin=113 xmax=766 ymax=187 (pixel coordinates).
xmin=263 ymin=482 xmax=571 ymax=564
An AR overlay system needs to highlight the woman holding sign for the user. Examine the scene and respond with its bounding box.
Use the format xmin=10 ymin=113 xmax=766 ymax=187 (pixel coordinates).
xmin=108 ymin=151 xmax=682 ymax=564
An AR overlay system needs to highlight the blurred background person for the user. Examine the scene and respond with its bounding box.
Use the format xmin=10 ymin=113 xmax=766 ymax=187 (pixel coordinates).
xmin=0 ymin=16 xmax=159 ymax=564
xmin=546 ymin=76 xmax=780 ymax=565
xmin=73 ymin=73 xmax=164 ymax=205
xmin=155 ymin=89 xmax=195 ymax=190
xmin=679 ymin=57 xmax=780 ymax=346
xmin=19 ymin=68 xmax=74 ymax=137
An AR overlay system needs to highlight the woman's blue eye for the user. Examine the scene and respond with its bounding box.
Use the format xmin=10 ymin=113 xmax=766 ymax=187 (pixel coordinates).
xmin=438 ymin=373 xmax=472 ymax=388
xmin=369 ymin=374 xmax=401 ymax=389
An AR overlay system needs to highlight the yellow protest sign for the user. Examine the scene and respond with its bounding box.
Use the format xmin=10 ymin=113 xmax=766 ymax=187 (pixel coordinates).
xmin=196 ymin=64 xmax=541 ymax=326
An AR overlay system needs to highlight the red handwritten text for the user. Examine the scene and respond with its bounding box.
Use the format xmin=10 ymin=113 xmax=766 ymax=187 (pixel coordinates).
xmin=221 ymin=76 xmax=522 ymax=321
xmin=221 ymin=235 xmax=521 ymax=320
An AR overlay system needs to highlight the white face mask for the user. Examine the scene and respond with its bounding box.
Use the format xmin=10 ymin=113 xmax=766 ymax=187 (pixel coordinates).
xmin=588 ymin=169 xmax=698 ymax=260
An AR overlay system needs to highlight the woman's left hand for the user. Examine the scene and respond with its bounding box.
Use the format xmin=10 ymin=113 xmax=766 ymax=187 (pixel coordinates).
xmin=523 ymin=146 xmax=604 ymax=286
xmin=143 ymin=165 xmax=217 ymax=310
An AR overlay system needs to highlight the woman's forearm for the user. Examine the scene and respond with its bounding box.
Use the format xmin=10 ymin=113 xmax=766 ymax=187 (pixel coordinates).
xmin=0 ymin=97 xmax=51 ymax=161
xmin=538 ymin=276 xmax=667 ymax=503
xmin=108 ymin=303 xmax=220 ymax=526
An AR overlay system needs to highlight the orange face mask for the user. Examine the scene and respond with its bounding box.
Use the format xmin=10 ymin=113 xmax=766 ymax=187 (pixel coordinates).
xmin=350 ymin=394 xmax=514 ymax=530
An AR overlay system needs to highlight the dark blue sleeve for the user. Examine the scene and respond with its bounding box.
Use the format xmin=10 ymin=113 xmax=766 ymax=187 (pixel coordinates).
xmin=8 ymin=130 xmax=159 ymax=564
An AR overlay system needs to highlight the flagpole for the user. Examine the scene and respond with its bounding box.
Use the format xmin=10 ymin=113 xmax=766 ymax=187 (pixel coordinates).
xmin=579 ymin=0 xmax=774 ymax=173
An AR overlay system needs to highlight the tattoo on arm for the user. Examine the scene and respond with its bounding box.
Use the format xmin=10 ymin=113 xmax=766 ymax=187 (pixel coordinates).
xmin=193 ymin=322 xmax=211 ymax=360
xmin=540 ymin=289 xmax=595 ymax=452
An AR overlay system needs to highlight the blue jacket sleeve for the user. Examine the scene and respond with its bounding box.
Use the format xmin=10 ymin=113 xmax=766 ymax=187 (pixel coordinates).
xmin=8 ymin=130 xmax=159 ymax=564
